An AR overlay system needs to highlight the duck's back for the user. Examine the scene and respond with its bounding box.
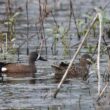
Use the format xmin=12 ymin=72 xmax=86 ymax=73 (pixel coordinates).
xmin=53 ymin=63 xmax=88 ymax=79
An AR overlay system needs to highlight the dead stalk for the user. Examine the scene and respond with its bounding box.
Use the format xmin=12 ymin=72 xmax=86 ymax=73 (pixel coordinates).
xmin=97 ymin=82 xmax=108 ymax=102
xmin=53 ymin=14 xmax=98 ymax=98
xmin=97 ymin=11 xmax=102 ymax=95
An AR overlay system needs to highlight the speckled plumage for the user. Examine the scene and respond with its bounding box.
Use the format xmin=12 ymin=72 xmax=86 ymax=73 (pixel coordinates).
xmin=52 ymin=54 xmax=94 ymax=80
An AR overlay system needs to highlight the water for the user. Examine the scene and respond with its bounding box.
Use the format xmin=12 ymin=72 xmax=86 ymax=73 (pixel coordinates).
xmin=0 ymin=78 xmax=96 ymax=109
xmin=0 ymin=0 xmax=110 ymax=109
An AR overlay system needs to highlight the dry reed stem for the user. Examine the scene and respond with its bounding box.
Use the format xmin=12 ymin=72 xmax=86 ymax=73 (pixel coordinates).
xmin=97 ymin=82 xmax=108 ymax=102
xmin=97 ymin=10 xmax=103 ymax=95
xmin=53 ymin=14 xmax=98 ymax=98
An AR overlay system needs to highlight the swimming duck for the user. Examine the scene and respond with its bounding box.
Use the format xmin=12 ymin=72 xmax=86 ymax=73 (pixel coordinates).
xmin=51 ymin=54 xmax=94 ymax=81
xmin=0 ymin=51 xmax=47 ymax=82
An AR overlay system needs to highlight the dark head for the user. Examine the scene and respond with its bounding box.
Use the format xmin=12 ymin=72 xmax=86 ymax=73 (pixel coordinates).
xmin=80 ymin=54 xmax=94 ymax=65
xmin=29 ymin=51 xmax=47 ymax=64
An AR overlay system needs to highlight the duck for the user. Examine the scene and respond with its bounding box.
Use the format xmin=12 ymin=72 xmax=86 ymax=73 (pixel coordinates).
xmin=0 ymin=51 xmax=47 ymax=82
xmin=51 ymin=54 xmax=94 ymax=81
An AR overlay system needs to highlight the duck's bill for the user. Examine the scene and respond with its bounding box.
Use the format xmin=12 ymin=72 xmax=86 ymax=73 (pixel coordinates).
xmin=38 ymin=56 xmax=47 ymax=61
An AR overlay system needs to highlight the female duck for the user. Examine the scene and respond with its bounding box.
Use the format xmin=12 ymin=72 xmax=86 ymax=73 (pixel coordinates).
xmin=51 ymin=54 xmax=94 ymax=81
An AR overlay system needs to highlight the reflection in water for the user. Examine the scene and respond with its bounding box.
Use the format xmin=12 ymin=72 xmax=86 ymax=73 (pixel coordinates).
xmin=3 ymin=77 xmax=36 ymax=84
xmin=1 ymin=73 xmax=36 ymax=84
xmin=53 ymin=77 xmax=72 ymax=84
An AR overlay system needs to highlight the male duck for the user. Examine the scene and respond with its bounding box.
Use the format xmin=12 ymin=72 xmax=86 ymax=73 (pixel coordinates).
xmin=0 ymin=51 xmax=46 ymax=81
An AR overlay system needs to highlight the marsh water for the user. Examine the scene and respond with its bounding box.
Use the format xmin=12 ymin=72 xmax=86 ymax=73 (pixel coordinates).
xmin=0 ymin=55 xmax=109 ymax=110
xmin=0 ymin=0 xmax=110 ymax=109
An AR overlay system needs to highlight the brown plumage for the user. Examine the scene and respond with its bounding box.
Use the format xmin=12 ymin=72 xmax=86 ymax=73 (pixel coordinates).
xmin=0 ymin=51 xmax=46 ymax=81
xmin=3 ymin=64 xmax=36 ymax=78
xmin=51 ymin=54 xmax=94 ymax=81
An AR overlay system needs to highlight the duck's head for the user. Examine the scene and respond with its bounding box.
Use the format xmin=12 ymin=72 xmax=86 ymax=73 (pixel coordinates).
xmin=29 ymin=51 xmax=47 ymax=64
xmin=80 ymin=54 xmax=94 ymax=65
